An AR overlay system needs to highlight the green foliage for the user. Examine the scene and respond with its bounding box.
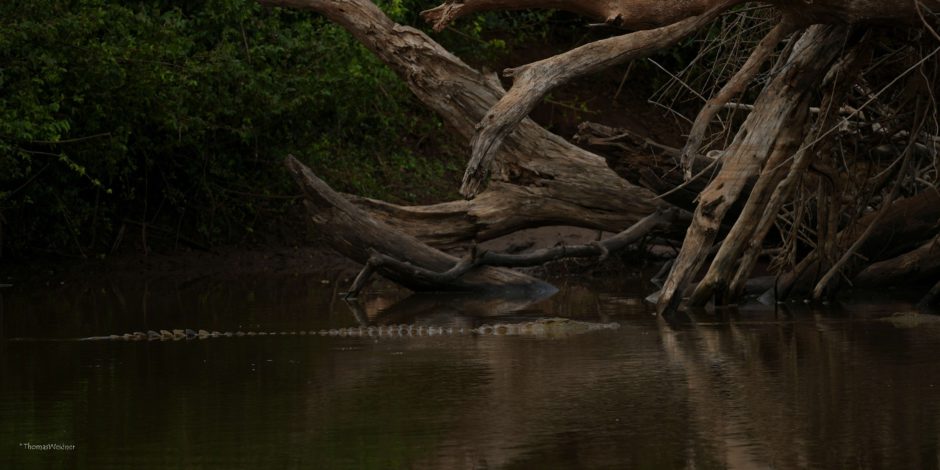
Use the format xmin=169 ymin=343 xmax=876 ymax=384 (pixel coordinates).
xmin=0 ymin=0 xmax=472 ymax=256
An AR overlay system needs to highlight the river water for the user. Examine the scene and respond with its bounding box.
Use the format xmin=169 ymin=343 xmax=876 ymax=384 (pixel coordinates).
xmin=2 ymin=273 xmax=939 ymax=469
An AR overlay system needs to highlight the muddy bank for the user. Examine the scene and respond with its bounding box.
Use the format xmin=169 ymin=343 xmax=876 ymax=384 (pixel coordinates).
xmin=0 ymin=224 xmax=662 ymax=292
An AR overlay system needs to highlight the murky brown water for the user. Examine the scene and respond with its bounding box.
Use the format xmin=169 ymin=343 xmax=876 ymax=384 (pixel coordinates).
xmin=2 ymin=274 xmax=939 ymax=469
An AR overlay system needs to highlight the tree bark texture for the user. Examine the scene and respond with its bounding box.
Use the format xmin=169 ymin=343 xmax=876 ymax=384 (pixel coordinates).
xmin=261 ymin=0 xmax=940 ymax=306
xmin=260 ymin=0 xmax=675 ymax=248
xmin=656 ymin=25 xmax=850 ymax=313
xmin=285 ymin=155 xmax=556 ymax=295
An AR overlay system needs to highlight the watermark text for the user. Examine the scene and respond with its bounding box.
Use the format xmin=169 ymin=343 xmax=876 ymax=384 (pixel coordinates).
xmin=19 ymin=442 xmax=75 ymax=451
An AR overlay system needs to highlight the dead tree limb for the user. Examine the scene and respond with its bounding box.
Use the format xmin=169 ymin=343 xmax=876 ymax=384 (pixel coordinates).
xmin=263 ymin=0 xmax=940 ymax=306
xmin=656 ymin=25 xmax=850 ymax=314
xmin=461 ymin=0 xmax=739 ymax=197
xmin=725 ymin=38 xmax=874 ymax=300
xmin=680 ymin=20 xmax=798 ymax=179
xmin=347 ymin=181 xmax=680 ymax=249
xmin=686 ymin=116 xmax=806 ymax=307
xmin=775 ymin=190 xmax=940 ymax=299
xmin=811 ymin=155 xmax=909 ymax=300
xmin=260 ymin=0 xmax=674 ymax=246
xmin=285 ymin=155 xmax=553 ymax=295
xmin=422 ymin=0 xmax=728 ymax=32
xmin=345 ymin=208 xmax=678 ymax=297
xmin=854 ymin=235 xmax=940 ymax=287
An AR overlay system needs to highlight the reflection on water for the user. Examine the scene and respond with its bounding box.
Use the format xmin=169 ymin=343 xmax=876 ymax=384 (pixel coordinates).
xmin=2 ymin=274 xmax=939 ymax=468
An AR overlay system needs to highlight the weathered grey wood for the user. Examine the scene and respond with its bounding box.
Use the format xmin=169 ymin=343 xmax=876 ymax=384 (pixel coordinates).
xmin=285 ymin=155 xmax=554 ymax=295
xmin=260 ymin=0 xmax=671 ymax=248
xmin=459 ymin=0 xmax=738 ymax=197
xmin=345 ymin=208 xmax=678 ymax=296
xmin=657 ymin=25 xmax=849 ymax=314
xmin=725 ymin=40 xmax=873 ymax=301
xmin=263 ymin=0 xmax=940 ymax=307
xmin=679 ymin=20 xmax=798 ymax=179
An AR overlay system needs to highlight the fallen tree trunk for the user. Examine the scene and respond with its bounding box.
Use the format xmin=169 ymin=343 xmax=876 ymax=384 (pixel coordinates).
xmin=285 ymin=155 xmax=554 ymax=295
xmin=854 ymin=236 xmax=940 ymax=287
xmin=656 ymin=25 xmax=849 ymax=313
xmin=260 ymin=0 xmax=674 ymax=250
xmin=345 ymin=207 xmax=678 ymax=296
xmin=289 ymin=154 xmax=674 ymax=296
xmin=459 ymin=0 xmax=738 ymax=197
xmin=347 ymin=181 xmax=678 ymax=249
xmin=263 ymin=0 xmax=940 ymax=308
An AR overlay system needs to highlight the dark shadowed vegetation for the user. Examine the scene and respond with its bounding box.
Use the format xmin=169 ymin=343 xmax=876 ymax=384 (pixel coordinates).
xmin=0 ymin=0 xmax=563 ymax=257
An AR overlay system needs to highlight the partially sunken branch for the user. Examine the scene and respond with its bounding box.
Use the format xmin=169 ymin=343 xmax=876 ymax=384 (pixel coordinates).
xmin=345 ymin=208 xmax=678 ymax=297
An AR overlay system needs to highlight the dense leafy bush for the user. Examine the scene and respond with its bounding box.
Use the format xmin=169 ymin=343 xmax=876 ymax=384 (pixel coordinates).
xmin=0 ymin=0 xmax=479 ymax=257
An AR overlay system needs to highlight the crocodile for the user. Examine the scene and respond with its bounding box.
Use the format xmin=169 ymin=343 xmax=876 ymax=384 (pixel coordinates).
xmin=11 ymin=318 xmax=621 ymax=342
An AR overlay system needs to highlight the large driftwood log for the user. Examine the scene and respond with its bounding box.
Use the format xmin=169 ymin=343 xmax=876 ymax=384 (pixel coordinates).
xmin=854 ymin=236 xmax=940 ymax=287
xmin=260 ymin=0 xmax=673 ymax=250
xmin=347 ymin=181 xmax=673 ymax=249
xmin=344 ymin=208 xmax=678 ymax=296
xmin=459 ymin=0 xmax=738 ymax=197
xmin=264 ymin=0 xmax=939 ymax=307
xmin=656 ymin=25 xmax=849 ymax=313
xmin=285 ymin=155 xmax=554 ymax=295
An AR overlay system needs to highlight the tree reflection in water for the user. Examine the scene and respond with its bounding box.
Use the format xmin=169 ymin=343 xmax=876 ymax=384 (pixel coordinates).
xmin=2 ymin=276 xmax=937 ymax=468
